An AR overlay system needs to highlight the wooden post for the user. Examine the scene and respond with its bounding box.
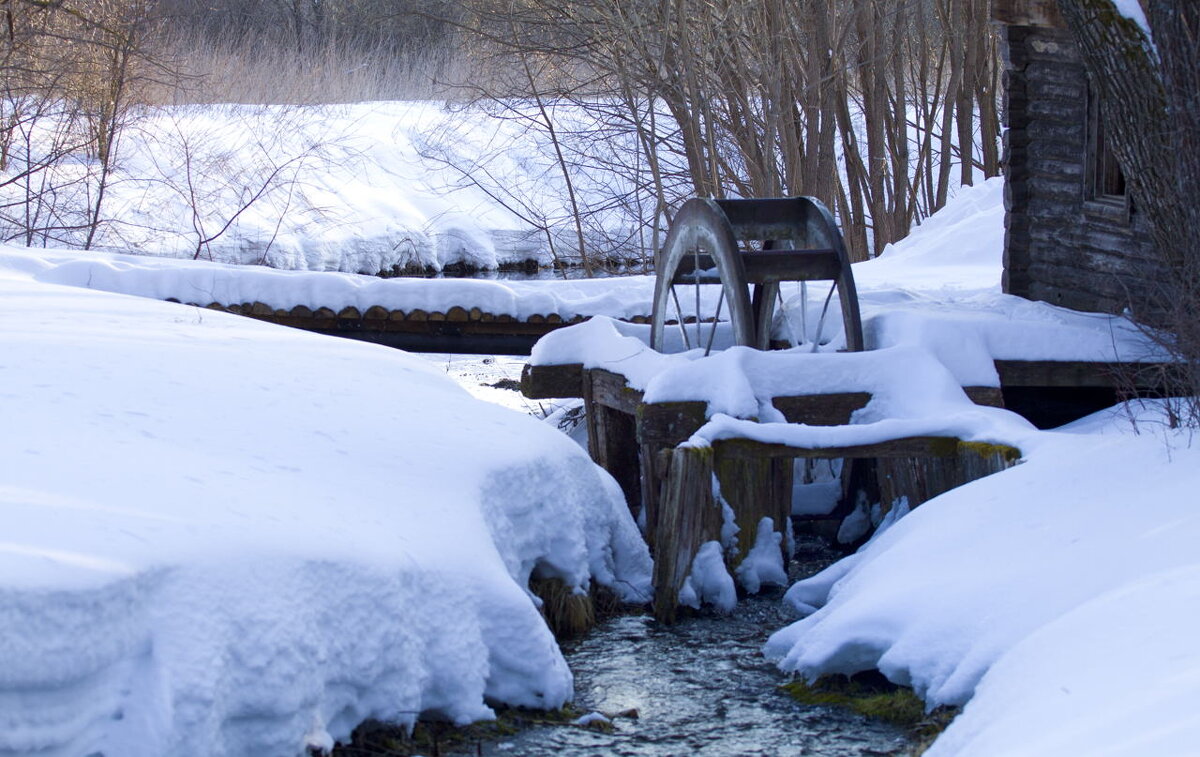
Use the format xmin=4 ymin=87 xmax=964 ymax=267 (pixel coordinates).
xmin=637 ymin=400 xmax=709 ymax=546
xmin=585 ymin=403 xmax=641 ymax=512
xmin=653 ymin=444 xmax=723 ymax=624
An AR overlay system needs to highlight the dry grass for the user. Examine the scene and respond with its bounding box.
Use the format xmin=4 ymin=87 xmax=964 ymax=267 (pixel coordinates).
xmin=151 ymin=34 xmax=467 ymax=106
xmin=529 ymin=576 xmax=596 ymax=639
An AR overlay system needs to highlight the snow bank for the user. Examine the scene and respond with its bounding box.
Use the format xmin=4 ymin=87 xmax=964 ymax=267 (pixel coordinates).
xmin=765 ymin=404 xmax=1200 ymax=754
xmin=0 ymin=262 xmax=651 ymax=756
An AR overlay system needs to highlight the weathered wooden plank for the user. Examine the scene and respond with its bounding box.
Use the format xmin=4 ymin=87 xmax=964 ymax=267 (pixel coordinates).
xmin=581 ymin=370 xmax=643 ymax=515
xmin=637 ymin=401 xmax=709 ymax=448
xmin=520 ymin=363 xmax=583 ymax=399
xmin=653 ymin=445 xmax=722 ymax=624
xmin=742 ymin=249 xmax=842 ymax=283
xmin=636 ymin=400 xmax=709 ymax=542
xmin=964 ymin=386 xmax=1005 ymax=407
xmin=772 ymin=392 xmax=871 ymax=425
xmin=877 ymin=442 xmax=1022 ymax=517
xmin=590 ymin=403 xmax=641 ymax=514
xmin=588 ymin=368 xmax=644 ymax=415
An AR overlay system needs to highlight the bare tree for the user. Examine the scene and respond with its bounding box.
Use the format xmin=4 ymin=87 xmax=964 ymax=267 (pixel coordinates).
xmin=454 ymin=0 xmax=1003 ymax=264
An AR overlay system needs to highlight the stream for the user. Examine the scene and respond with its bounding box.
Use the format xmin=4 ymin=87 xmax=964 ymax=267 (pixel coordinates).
xmin=434 ymin=537 xmax=909 ymax=757
xmin=392 ymin=356 xmax=912 ymax=756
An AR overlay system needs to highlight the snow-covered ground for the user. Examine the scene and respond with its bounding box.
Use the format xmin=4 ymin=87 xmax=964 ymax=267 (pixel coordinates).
xmin=1 ymin=102 xmax=653 ymax=274
xmin=767 ymin=403 xmax=1200 ymax=756
xmin=0 ymin=264 xmax=651 ymax=756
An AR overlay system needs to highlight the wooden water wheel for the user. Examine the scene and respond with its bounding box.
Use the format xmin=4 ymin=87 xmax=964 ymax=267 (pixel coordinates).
xmin=650 ymin=196 xmax=865 ymax=355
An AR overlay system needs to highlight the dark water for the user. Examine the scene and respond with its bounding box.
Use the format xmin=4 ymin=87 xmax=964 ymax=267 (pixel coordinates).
xmin=453 ymin=537 xmax=909 ymax=757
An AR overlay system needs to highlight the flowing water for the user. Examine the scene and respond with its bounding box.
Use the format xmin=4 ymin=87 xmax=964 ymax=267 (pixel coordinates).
xmin=437 ymin=537 xmax=909 ymax=757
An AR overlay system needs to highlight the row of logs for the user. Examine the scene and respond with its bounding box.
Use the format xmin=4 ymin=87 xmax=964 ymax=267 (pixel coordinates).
xmin=164 ymin=298 xmax=656 ymax=325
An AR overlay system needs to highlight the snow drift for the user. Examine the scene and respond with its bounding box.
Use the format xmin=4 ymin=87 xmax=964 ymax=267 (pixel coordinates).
xmin=0 ymin=262 xmax=652 ymax=756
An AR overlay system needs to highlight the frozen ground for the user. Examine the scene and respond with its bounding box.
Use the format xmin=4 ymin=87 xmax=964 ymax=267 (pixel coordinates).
xmin=0 ymin=263 xmax=652 ymax=757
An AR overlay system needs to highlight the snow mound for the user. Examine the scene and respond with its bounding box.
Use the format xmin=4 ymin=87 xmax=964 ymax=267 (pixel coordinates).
xmin=0 ymin=264 xmax=651 ymax=756
xmin=764 ymin=404 xmax=1200 ymax=753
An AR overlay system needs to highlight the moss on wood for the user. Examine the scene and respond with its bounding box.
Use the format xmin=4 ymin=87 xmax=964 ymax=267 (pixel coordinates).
xmin=958 ymin=440 xmax=1022 ymax=463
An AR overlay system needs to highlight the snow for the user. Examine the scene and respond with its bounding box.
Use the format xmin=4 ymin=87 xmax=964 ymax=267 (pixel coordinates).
xmin=0 ymin=260 xmax=652 ymax=755
xmin=1 ymin=102 xmax=652 ymax=275
xmin=532 ymin=180 xmax=1162 ymax=397
xmin=677 ymin=541 xmax=737 ymax=613
xmin=1112 ymin=0 xmax=1153 ymax=45
xmin=572 ymin=711 xmax=612 ymax=728
xmin=527 ymin=176 xmax=1197 ymax=754
xmin=4 ymin=102 xmax=1193 ymax=756
xmin=0 ymin=245 xmax=658 ymax=322
xmin=766 ymin=404 xmax=1200 ymax=754
xmin=733 ymin=518 xmax=788 ymax=594
xmin=744 ymin=180 xmax=1199 ymax=753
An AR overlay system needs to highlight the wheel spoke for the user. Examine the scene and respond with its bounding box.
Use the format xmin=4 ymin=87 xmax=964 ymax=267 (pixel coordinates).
xmin=670 ymin=285 xmax=691 ymax=350
xmin=811 ymin=281 xmax=838 ymax=353
xmin=704 ymin=289 xmax=725 ymax=356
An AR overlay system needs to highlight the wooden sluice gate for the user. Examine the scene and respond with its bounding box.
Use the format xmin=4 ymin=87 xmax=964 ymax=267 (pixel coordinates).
xmin=522 ymin=361 xmax=1022 ymax=623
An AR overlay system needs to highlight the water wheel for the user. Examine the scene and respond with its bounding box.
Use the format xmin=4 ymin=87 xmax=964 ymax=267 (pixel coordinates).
xmin=650 ymin=196 xmax=864 ymax=355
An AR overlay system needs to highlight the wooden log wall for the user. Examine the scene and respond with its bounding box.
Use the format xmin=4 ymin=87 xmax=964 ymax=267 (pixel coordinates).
xmin=876 ymin=442 xmax=1023 ymax=518
xmin=1000 ymin=22 xmax=1168 ymax=318
xmin=650 ymin=436 xmax=1021 ymax=622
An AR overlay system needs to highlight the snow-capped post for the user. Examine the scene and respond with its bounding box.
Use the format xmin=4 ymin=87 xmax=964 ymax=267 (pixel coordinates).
xmin=653 ymin=442 xmax=723 ymax=623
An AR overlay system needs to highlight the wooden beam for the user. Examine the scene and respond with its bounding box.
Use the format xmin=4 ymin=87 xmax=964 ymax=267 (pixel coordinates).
xmin=773 ymin=392 xmax=871 ymax=425
xmin=714 ymin=435 xmax=966 ymax=460
xmin=520 ymin=363 xmax=584 ymax=399
xmin=637 ymin=401 xmax=710 ymax=447
xmin=587 ymin=369 xmax=644 ymax=414
xmin=994 ymin=359 xmax=1176 ymax=390
xmin=653 ymin=444 xmax=722 ymax=624
xmin=964 ymin=386 xmax=1005 ymax=407
xmin=582 ymin=374 xmax=642 ymax=512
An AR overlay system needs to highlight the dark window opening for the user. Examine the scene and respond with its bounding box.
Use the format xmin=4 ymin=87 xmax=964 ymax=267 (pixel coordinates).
xmin=1086 ymin=86 xmax=1127 ymax=201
